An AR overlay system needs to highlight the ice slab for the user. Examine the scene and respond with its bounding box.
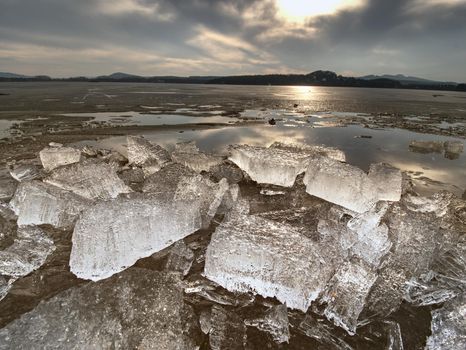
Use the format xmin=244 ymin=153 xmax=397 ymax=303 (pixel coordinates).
xmin=204 ymin=212 xmax=338 ymax=311
xmin=321 ymin=260 xmax=378 ymax=335
xmin=426 ymin=293 xmax=466 ymax=350
xmin=0 ymin=269 xmax=199 ymax=350
xmin=304 ymin=157 xmax=401 ymax=213
xmin=0 ymin=226 xmax=55 ymax=279
xmin=209 ymin=305 xmax=246 ymax=350
xmin=165 ymin=240 xmax=194 ymax=276
xmin=10 ymin=181 xmax=92 ymax=229
xmin=9 ymin=164 xmax=41 ymax=182
xmin=44 ymin=160 xmax=132 ymax=200
xmin=126 ymin=136 xmax=171 ymax=175
xmin=403 ymin=191 xmax=454 ymax=217
xmin=39 ymin=146 xmax=81 ymax=172
xmin=245 ymin=304 xmax=290 ymax=343
xmin=71 ymin=176 xmax=228 ymax=281
xmin=270 ymin=141 xmax=346 ymax=162
xmin=409 ymin=141 xmax=444 ymax=154
xmin=172 ymin=141 xmax=223 ymax=173
xmin=444 ymin=141 xmax=464 ymax=159
xmin=142 ymin=163 xmax=196 ymax=194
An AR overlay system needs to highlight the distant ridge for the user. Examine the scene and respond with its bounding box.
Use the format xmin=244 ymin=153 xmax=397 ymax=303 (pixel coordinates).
xmin=0 ymin=70 xmax=465 ymax=92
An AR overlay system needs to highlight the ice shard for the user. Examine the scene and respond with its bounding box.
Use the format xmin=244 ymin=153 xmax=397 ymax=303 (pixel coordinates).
xmin=321 ymin=259 xmax=378 ymax=335
xmin=0 ymin=269 xmax=200 ymax=350
xmin=10 ymin=181 xmax=92 ymax=229
xmin=245 ymin=304 xmax=290 ymax=343
xmin=126 ymin=136 xmax=171 ymax=176
xmin=165 ymin=240 xmax=194 ymax=276
xmin=142 ymin=163 xmax=196 ymax=194
xmin=368 ymin=163 xmax=402 ymax=202
xmin=269 ymin=141 xmax=346 ymax=162
xmin=444 ymin=141 xmax=464 ymax=159
xmin=172 ymin=141 xmax=223 ymax=173
xmin=70 ymin=175 xmax=228 ymax=281
xmin=44 ymin=160 xmax=132 ymax=200
xmin=209 ymin=305 xmax=246 ymax=350
xmin=403 ymin=191 xmax=454 ymax=217
xmin=426 ymin=293 xmax=466 ymax=350
xmin=39 ymin=146 xmax=81 ymax=171
xmin=408 ymin=141 xmax=444 ymax=154
xmin=204 ymin=212 xmax=338 ymax=311
xmin=9 ymin=164 xmax=41 ymax=182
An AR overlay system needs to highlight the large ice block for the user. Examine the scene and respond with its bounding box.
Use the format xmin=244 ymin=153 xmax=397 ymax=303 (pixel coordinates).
xmin=0 ymin=269 xmax=199 ymax=350
xmin=0 ymin=226 xmax=55 ymax=278
xmin=70 ymin=176 xmax=228 ymax=281
xmin=368 ymin=163 xmax=402 ymax=202
xmin=126 ymin=136 xmax=171 ymax=175
xmin=269 ymin=141 xmax=346 ymax=162
xmin=39 ymin=146 xmax=81 ymax=171
xmin=142 ymin=163 xmax=196 ymax=194
xmin=426 ymin=293 xmax=466 ymax=350
xmin=44 ymin=160 xmax=132 ymax=200
xmin=172 ymin=141 xmax=223 ymax=173
xmin=10 ymin=181 xmax=92 ymax=229
xmin=204 ymin=213 xmax=339 ymax=311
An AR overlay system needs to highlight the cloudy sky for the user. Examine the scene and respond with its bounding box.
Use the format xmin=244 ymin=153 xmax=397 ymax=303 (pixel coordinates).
xmin=1 ymin=0 xmax=465 ymax=81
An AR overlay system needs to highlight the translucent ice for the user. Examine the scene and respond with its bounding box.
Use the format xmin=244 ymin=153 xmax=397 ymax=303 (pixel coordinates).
xmin=126 ymin=136 xmax=171 ymax=176
xmin=426 ymin=293 xmax=466 ymax=350
xmin=44 ymin=160 xmax=132 ymax=200
xmin=204 ymin=212 xmax=337 ymax=311
xmin=172 ymin=141 xmax=223 ymax=173
xmin=444 ymin=141 xmax=464 ymax=159
xmin=368 ymin=163 xmax=402 ymax=202
xmin=269 ymin=141 xmax=346 ymax=162
xmin=209 ymin=305 xmax=246 ymax=350
xmin=39 ymin=146 xmax=81 ymax=171
xmin=165 ymin=240 xmax=194 ymax=276
xmin=245 ymin=304 xmax=290 ymax=343
xmin=71 ymin=176 xmax=228 ymax=281
xmin=9 ymin=164 xmax=41 ymax=182
xmin=403 ymin=191 xmax=454 ymax=217
xmin=409 ymin=141 xmax=444 ymax=154
xmin=10 ymin=181 xmax=92 ymax=229
xmin=0 ymin=269 xmax=199 ymax=349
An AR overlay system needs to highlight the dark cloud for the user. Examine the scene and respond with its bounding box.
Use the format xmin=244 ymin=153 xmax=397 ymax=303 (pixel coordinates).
xmin=0 ymin=0 xmax=465 ymax=81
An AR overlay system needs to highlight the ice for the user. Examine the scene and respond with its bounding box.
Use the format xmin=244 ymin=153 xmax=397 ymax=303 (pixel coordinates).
xmin=209 ymin=305 xmax=246 ymax=350
xmin=409 ymin=141 xmax=445 ymax=154
xmin=44 ymin=160 xmax=132 ymax=200
xmin=404 ymin=277 xmax=460 ymax=306
xmin=204 ymin=212 xmax=338 ymax=311
xmin=270 ymin=141 xmax=346 ymax=162
xmin=384 ymin=321 xmax=404 ymax=350
xmin=165 ymin=240 xmax=194 ymax=276
xmin=444 ymin=141 xmax=464 ymax=159
xmin=9 ymin=164 xmax=41 ymax=182
xmin=199 ymin=309 xmax=213 ymax=334
xmin=228 ymin=145 xmax=313 ymax=187
xmin=321 ymin=259 xmax=378 ymax=334
xmin=426 ymin=293 xmax=466 ymax=350
xmin=245 ymin=304 xmax=290 ymax=343
xmin=39 ymin=146 xmax=81 ymax=171
xmin=70 ymin=175 xmax=228 ymax=281
xmin=403 ymin=191 xmax=454 ymax=217
xmin=126 ymin=136 xmax=171 ymax=176
xmin=304 ymin=156 xmax=402 ymax=213
xmin=142 ymin=163 xmax=196 ymax=194
xmin=10 ymin=181 xmax=92 ymax=230
xmin=368 ymin=163 xmax=402 ymax=202
xmin=210 ymin=162 xmax=244 ymax=184
xmin=172 ymin=141 xmax=223 ymax=173
xmin=184 ymin=279 xmax=255 ymax=307
xmin=0 ymin=269 xmax=200 ymax=349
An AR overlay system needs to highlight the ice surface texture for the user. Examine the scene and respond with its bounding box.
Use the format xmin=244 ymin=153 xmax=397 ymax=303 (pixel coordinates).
xmin=245 ymin=304 xmax=290 ymax=343
xmin=10 ymin=181 xmax=92 ymax=229
xmin=126 ymin=136 xmax=171 ymax=176
xmin=0 ymin=269 xmax=199 ymax=350
xmin=172 ymin=141 xmax=224 ymax=173
xmin=71 ymin=175 xmax=228 ymax=281
xmin=39 ymin=146 xmax=81 ymax=172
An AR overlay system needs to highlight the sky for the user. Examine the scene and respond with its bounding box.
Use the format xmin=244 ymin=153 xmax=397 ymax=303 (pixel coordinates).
xmin=1 ymin=0 xmax=465 ymax=81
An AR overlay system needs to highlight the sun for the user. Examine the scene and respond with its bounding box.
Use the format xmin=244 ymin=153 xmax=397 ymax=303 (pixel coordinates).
xmin=276 ymin=0 xmax=364 ymax=22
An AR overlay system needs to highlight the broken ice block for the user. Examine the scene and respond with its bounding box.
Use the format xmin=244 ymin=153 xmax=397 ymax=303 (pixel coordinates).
xmin=444 ymin=141 xmax=464 ymax=159
xmin=426 ymin=293 xmax=466 ymax=350
xmin=321 ymin=259 xmax=378 ymax=334
xmin=228 ymin=145 xmax=312 ymax=187
xmin=0 ymin=226 xmax=55 ymax=278
xmin=9 ymin=164 xmax=41 ymax=182
xmin=245 ymin=304 xmax=290 ymax=343
xmin=368 ymin=163 xmax=402 ymax=202
xmin=269 ymin=141 xmax=346 ymax=162
xmin=404 ymin=277 xmax=459 ymax=306
xmin=142 ymin=163 xmax=196 ymax=194
xmin=209 ymin=305 xmax=246 ymax=350
xmin=165 ymin=240 xmax=194 ymax=276
xmin=204 ymin=213 xmax=338 ymax=311
xmin=404 ymin=191 xmax=454 ymax=217
xmin=126 ymin=136 xmax=171 ymax=175
xmin=304 ymin=155 xmax=378 ymax=213
xmin=409 ymin=141 xmax=444 ymax=154
xmin=39 ymin=146 xmax=81 ymax=171
xmin=384 ymin=321 xmax=404 ymax=350
xmin=71 ymin=176 xmax=228 ymax=281
xmin=10 ymin=181 xmax=92 ymax=229
xmin=0 ymin=269 xmax=199 ymax=349
xmin=44 ymin=160 xmax=131 ymax=200
xmin=172 ymin=141 xmax=223 ymax=173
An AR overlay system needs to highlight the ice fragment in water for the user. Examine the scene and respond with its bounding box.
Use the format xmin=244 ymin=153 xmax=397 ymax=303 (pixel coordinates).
xmin=0 ymin=269 xmax=200 ymax=350
xmin=444 ymin=141 xmax=464 ymax=159
xmin=172 ymin=141 xmax=223 ymax=173
xmin=204 ymin=212 xmax=337 ymax=311
xmin=209 ymin=305 xmax=246 ymax=350
xmin=245 ymin=304 xmax=290 ymax=343
xmin=368 ymin=163 xmax=402 ymax=202
xmin=39 ymin=146 xmax=81 ymax=171
xmin=10 ymin=181 xmax=92 ymax=229
xmin=71 ymin=175 xmax=228 ymax=281
xmin=269 ymin=141 xmax=346 ymax=162
xmin=409 ymin=141 xmax=445 ymax=154
xmin=9 ymin=164 xmax=41 ymax=182
xmin=426 ymin=293 xmax=466 ymax=350
xmin=126 ymin=136 xmax=171 ymax=176
xmin=165 ymin=240 xmax=194 ymax=276
xmin=321 ymin=259 xmax=378 ymax=335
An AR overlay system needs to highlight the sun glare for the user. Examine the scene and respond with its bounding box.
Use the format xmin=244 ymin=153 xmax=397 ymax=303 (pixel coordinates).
xmin=277 ymin=0 xmax=364 ymax=22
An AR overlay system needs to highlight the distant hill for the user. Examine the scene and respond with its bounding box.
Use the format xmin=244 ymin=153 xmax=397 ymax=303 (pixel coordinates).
xmin=0 ymin=72 xmax=31 ymax=78
xmin=360 ymin=74 xmax=457 ymax=86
